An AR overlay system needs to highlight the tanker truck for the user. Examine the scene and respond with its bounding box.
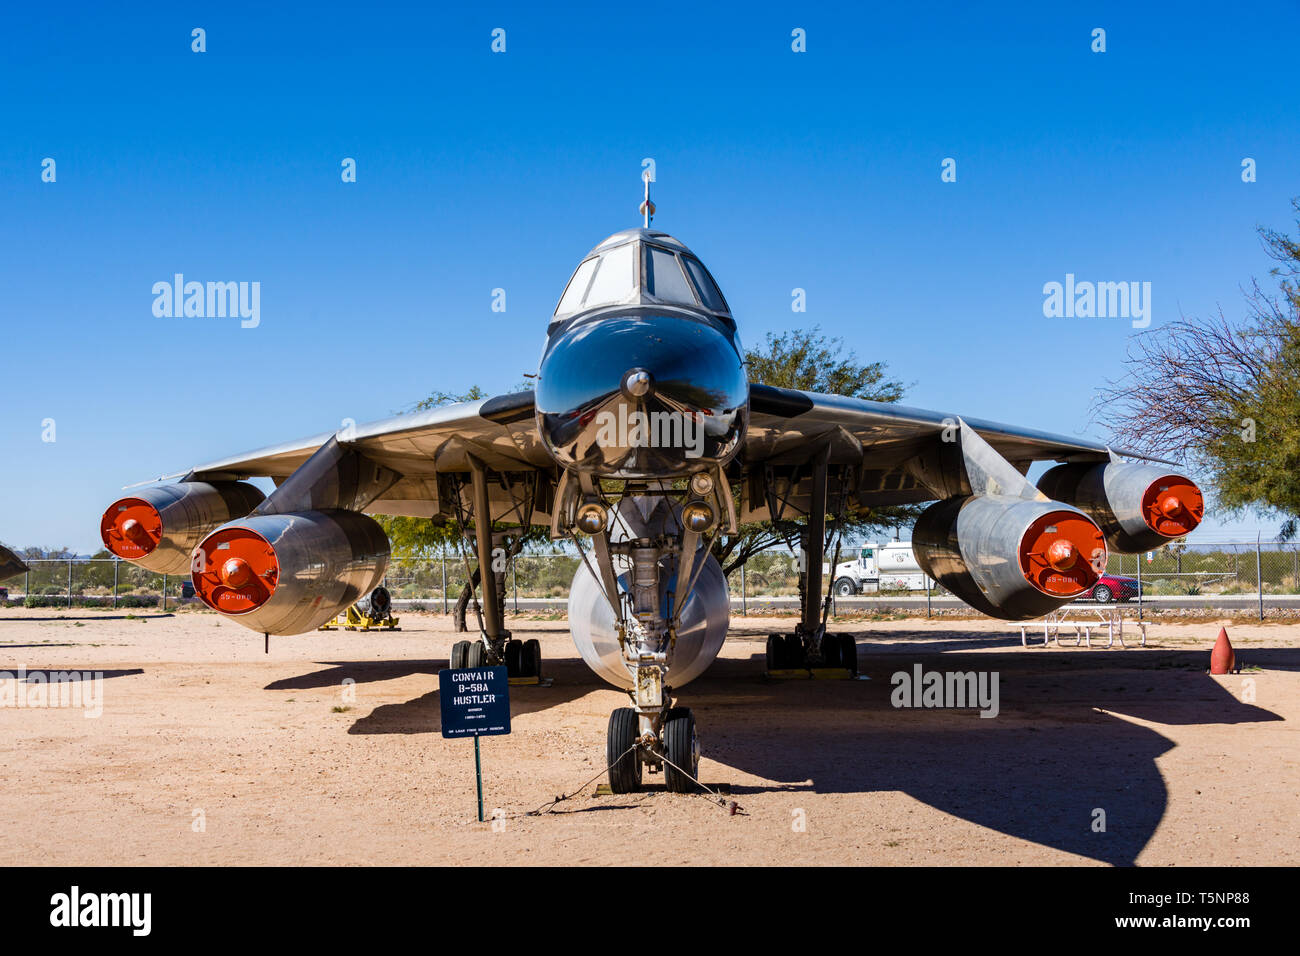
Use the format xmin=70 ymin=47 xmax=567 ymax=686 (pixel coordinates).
xmin=825 ymin=541 xmax=934 ymax=596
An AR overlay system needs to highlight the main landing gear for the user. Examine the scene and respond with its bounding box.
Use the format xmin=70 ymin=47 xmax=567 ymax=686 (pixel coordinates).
xmin=450 ymin=636 xmax=542 ymax=679
xmin=765 ymin=446 xmax=858 ymax=676
xmin=765 ymin=631 xmax=859 ymax=675
xmin=447 ymin=455 xmax=544 ymax=681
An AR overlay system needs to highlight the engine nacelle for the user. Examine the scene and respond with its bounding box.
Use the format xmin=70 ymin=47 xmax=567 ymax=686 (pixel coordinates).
xmin=568 ymin=551 xmax=729 ymax=690
xmin=912 ymin=495 xmax=1107 ymax=620
xmin=1037 ymin=462 xmax=1204 ymax=553
xmin=100 ymin=481 xmax=266 ymax=574
xmin=191 ymin=510 xmax=389 ymax=635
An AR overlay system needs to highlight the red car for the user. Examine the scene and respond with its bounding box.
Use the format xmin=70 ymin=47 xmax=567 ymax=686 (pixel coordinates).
xmin=1084 ymin=573 xmax=1141 ymax=603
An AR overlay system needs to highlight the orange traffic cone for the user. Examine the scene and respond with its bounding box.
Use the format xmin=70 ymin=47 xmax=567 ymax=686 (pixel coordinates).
xmin=1209 ymin=627 xmax=1235 ymax=675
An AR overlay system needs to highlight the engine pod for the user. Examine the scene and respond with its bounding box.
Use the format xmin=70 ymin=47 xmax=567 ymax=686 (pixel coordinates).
xmin=567 ymin=496 xmax=729 ymax=689
xmin=100 ymin=481 xmax=266 ymax=574
xmin=913 ymin=495 xmax=1107 ymax=620
xmin=1038 ymin=462 xmax=1204 ymax=553
xmin=568 ymin=550 xmax=729 ymax=689
xmin=192 ymin=510 xmax=390 ymax=635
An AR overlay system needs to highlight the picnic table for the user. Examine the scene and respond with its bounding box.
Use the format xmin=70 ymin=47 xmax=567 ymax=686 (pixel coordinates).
xmin=1019 ymin=603 xmax=1147 ymax=649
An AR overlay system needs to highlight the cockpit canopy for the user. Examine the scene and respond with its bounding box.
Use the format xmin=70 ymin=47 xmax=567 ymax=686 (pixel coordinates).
xmin=552 ymin=228 xmax=730 ymax=324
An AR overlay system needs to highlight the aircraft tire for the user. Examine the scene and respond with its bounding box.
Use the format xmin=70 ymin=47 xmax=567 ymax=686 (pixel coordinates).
xmin=781 ymin=633 xmax=804 ymax=668
xmin=821 ymin=635 xmax=842 ymax=668
xmin=839 ymin=633 xmax=858 ymax=675
xmin=607 ymin=708 xmax=642 ymax=793
xmin=765 ymin=634 xmax=783 ymax=669
xmin=450 ymin=640 xmax=470 ymax=669
xmin=466 ymin=640 xmax=487 ymax=668
xmin=663 ymin=708 xmax=699 ymax=793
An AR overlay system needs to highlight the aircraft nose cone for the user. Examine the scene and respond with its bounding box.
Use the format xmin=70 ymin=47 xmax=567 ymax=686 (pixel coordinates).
xmin=622 ymin=368 xmax=653 ymax=398
xmin=121 ymin=518 xmax=147 ymax=543
xmin=1160 ymin=494 xmax=1182 ymax=517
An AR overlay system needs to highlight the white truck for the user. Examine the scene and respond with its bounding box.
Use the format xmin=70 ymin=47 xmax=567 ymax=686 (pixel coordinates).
xmin=824 ymin=541 xmax=933 ymax=596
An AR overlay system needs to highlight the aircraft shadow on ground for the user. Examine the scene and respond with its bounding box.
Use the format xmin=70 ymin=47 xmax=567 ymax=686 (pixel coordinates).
xmin=264 ymin=657 xmax=596 ymax=735
xmin=691 ymin=644 xmax=1285 ymax=866
xmin=265 ymin=637 xmax=1288 ymax=866
xmin=1 ymin=667 xmax=145 ymax=680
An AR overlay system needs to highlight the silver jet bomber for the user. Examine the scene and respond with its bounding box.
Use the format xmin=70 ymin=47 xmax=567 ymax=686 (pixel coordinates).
xmin=97 ymin=189 xmax=1205 ymax=793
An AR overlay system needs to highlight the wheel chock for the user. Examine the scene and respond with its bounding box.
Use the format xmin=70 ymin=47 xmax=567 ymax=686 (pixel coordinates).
xmin=507 ymin=676 xmax=553 ymax=687
xmin=763 ymin=668 xmax=868 ymax=681
xmin=594 ymin=782 xmax=731 ymax=797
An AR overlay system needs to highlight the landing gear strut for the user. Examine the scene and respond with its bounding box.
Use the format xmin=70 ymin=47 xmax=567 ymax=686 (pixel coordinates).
xmin=764 ymin=446 xmax=858 ymax=676
xmin=447 ymin=456 xmax=543 ymax=681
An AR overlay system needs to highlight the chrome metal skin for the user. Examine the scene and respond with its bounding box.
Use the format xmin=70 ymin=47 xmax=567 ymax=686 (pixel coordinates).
xmin=568 ymin=539 xmax=729 ymax=690
xmin=193 ymin=510 xmax=389 ymax=635
xmin=536 ymin=308 xmax=748 ymax=478
xmin=912 ymin=495 xmax=1106 ymax=620
xmin=1038 ymin=461 xmax=1205 ymax=553
xmin=101 ymin=481 xmax=265 ymax=574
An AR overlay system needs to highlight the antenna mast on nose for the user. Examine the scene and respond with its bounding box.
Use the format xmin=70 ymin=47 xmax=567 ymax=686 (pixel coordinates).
xmin=640 ymin=171 xmax=656 ymax=228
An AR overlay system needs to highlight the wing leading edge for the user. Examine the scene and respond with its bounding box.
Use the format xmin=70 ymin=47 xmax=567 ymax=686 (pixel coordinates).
xmin=127 ymin=391 xmax=547 ymax=519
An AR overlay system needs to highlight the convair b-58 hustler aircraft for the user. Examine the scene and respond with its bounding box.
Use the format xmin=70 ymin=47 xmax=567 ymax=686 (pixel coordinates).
xmin=99 ymin=193 xmax=1203 ymax=793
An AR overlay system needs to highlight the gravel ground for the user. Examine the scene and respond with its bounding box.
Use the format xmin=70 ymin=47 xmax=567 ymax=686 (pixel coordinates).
xmin=0 ymin=606 xmax=1295 ymax=866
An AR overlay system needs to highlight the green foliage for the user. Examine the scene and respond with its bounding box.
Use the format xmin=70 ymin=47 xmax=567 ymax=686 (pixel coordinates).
xmin=1101 ymin=198 xmax=1300 ymax=538
xmin=713 ymin=328 xmax=919 ymax=576
xmin=409 ymin=385 xmax=487 ymax=412
xmin=744 ymin=327 xmax=906 ymax=402
xmin=377 ymin=385 xmax=548 ymax=558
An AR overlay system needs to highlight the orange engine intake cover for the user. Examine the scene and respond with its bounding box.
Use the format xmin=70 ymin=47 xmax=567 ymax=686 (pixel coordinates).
xmin=1142 ymin=477 xmax=1204 ymax=538
xmin=192 ymin=526 xmax=279 ymax=613
xmin=1019 ymin=510 xmax=1106 ymax=597
xmin=100 ymin=498 xmax=163 ymax=560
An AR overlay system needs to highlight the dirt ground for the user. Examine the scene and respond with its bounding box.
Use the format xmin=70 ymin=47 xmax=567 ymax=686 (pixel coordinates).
xmin=0 ymin=606 xmax=1295 ymax=866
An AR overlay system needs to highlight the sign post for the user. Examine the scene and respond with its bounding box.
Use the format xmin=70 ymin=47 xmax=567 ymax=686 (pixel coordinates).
xmin=439 ymin=665 xmax=511 ymax=822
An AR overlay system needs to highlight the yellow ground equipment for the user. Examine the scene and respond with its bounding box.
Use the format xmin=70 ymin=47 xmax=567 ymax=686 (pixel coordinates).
xmin=318 ymin=586 xmax=401 ymax=631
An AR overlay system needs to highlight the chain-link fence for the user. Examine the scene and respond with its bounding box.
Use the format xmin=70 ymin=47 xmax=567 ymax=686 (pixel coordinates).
xmin=2 ymin=559 xmax=188 ymax=609
xmin=3 ymin=537 xmax=1297 ymax=617
xmin=1104 ymin=541 xmax=1300 ymax=596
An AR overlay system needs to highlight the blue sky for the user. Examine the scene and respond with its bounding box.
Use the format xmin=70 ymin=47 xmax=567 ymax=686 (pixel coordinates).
xmin=2 ymin=1 xmax=1298 ymax=551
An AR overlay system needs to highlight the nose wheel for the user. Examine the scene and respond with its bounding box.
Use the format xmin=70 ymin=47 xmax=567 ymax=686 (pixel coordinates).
xmin=606 ymin=707 xmax=642 ymax=793
xmin=605 ymin=705 xmax=701 ymax=794
xmin=662 ymin=707 xmax=700 ymax=792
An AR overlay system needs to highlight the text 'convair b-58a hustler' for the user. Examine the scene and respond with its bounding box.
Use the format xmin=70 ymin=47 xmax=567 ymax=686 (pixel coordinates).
xmin=99 ymin=190 xmax=1203 ymax=793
